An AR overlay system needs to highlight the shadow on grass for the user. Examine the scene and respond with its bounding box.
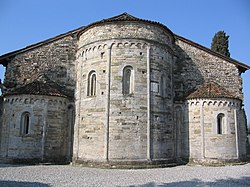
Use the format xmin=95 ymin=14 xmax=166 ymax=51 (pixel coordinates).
xmin=125 ymin=177 xmax=250 ymax=187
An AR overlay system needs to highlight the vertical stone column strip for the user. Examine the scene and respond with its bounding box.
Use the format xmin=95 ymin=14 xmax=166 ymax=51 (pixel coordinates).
xmin=6 ymin=102 xmax=10 ymax=157
xmin=174 ymin=108 xmax=177 ymax=158
xmin=175 ymin=106 xmax=182 ymax=159
xmin=147 ymin=45 xmax=151 ymax=161
xmin=104 ymin=43 xmax=112 ymax=161
xmin=170 ymin=55 xmax=174 ymax=159
xmin=67 ymin=107 xmax=73 ymax=160
xmin=200 ymin=101 xmax=205 ymax=158
xmin=234 ymin=109 xmax=239 ymax=159
xmin=75 ymin=58 xmax=82 ymax=160
xmin=41 ymin=107 xmax=48 ymax=161
xmin=78 ymin=60 xmax=83 ymax=159
xmin=1 ymin=101 xmax=6 ymax=157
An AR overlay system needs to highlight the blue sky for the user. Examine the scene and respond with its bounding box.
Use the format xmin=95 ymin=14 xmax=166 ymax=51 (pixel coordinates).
xmin=0 ymin=0 xmax=249 ymax=122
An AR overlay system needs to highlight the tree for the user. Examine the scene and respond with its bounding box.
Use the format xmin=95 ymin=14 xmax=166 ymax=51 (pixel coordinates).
xmin=211 ymin=31 xmax=230 ymax=57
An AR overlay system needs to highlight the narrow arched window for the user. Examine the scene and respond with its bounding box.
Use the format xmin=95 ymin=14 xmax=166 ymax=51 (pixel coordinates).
xmin=160 ymin=75 xmax=166 ymax=97
xmin=217 ymin=113 xmax=225 ymax=134
xmin=87 ymin=71 xmax=96 ymax=96
xmin=67 ymin=105 xmax=75 ymax=160
xmin=122 ymin=66 xmax=134 ymax=95
xmin=21 ymin=112 xmax=30 ymax=135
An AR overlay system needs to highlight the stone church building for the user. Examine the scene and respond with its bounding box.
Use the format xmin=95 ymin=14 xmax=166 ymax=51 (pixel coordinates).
xmin=0 ymin=13 xmax=249 ymax=167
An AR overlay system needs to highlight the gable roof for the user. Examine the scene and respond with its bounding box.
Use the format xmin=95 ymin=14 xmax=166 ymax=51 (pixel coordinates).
xmin=0 ymin=13 xmax=249 ymax=73
xmin=4 ymin=79 xmax=74 ymax=99
xmin=186 ymin=82 xmax=236 ymax=100
xmin=175 ymin=34 xmax=250 ymax=73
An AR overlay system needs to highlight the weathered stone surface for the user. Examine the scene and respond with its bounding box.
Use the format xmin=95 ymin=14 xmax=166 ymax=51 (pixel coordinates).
xmin=184 ymin=98 xmax=247 ymax=163
xmin=4 ymin=35 xmax=77 ymax=92
xmin=0 ymin=13 xmax=248 ymax=166
xmin=174 ymin=39 xmax=243 ymax=100
xmin=74 ymin=17 xmax=175 ymax=163
xmin=0 ymin=95 xmax=74 ymax=162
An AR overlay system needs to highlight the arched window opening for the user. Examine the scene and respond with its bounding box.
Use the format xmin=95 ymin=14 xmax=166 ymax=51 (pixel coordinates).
xmin=122 ymin=66 xmax=134 ymax=95
xmin=67 ymin=105 xmax=75 ymax=161
xmin=87 ymin=71 xmax=96 ymax=96
xmin=217 ymin=113 xmax=225 ymax=134
xmin=21 ymin=112 xmax=30 ymax=135
xmin=160 ymin=75 xmax=166 ymax=97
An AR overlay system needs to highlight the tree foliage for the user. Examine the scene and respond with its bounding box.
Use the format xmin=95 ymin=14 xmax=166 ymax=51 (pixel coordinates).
xmin=211 ymin=31 xmax=230 ymax=57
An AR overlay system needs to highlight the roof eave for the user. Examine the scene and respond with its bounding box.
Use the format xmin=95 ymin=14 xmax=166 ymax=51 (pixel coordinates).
xmin=3 ymin=93 xmax=69 ymax=98
xmin=0 ymin=26 xmax=85 ymax=66
xmin=186 ymin=96 xmax=242 ymax=101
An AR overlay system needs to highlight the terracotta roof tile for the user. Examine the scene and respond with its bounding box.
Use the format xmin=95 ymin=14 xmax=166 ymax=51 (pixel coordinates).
xmin=5 ymin=80 xmax=74 ymax=98
xmin=186 ymin=82 xmax=236 ymax=100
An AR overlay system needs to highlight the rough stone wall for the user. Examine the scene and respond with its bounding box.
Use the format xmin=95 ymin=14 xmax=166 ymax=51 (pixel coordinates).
xmin=78 ymin=22 xmax=174 ymax=47
xmin=174 ymin=39 xmax=243 ymax=100
xmin=0 ymin=16 xmax=247 ymax=166
xmin=75 ymin=21 xmax=175 ymax=163
xmin=238 ymin=109 xmax=247 ymax=158
xmin=0 ymin=95 xmax=72 ymax=162
xmin=74 ymin=42 xmax=107 ymax=161
xmin=44 ymin=98 xmax=72 ymax=161
xmin=185 ymin=100 xmax=202 ymax=159
xmin=174 ymin=104 xmax=189 ymax=160
xmin=4 ymin=35 xmax=77 ymax=91
xmin=186 ymin=98 xmax=245 ymax=163
xmin=150 ymin=45 xmax=175 ymax=160
xmin=108 ymin=41 xmax=148 ymax=160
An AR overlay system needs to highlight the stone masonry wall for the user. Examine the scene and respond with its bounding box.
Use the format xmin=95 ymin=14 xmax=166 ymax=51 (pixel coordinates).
xmin=74 ymin=42 xmax=107 ymax=161
xmin=4 ymin=35 xmax=78 ymax=91
xmin=238 ymin=108 xmax=247 ymax=158
xmin=150 ymin=45 xmax=175 ymax=160
xmin=186 ymin=98 xmax=244 ymax=163
xmin=174 ymin=39 xmax=243 ymax=100
xmin=75 ymin=21 xmax=175 ymax=163
xmin=78 ymin=22 xmax=174 ymax=48
xmin=45 ymin=97 xmax=71 ymax=161
xmin=0 ymin=95 xmax=71 ymax=162
xmin=174 ymin=104 xmax=189 ymax=160
xmin=108 ymin=41 xmax=148 ymax=160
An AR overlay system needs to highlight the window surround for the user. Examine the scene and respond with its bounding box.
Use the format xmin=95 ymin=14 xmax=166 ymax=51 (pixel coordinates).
xmin=217 ymin=113 xmax=225 ymax=134
xmin=160 ymin=74 xmax=166 ymax=97
xmin=122 ymin=66 xmax=134 ymax=95
xmin=20 ymin=112 xmax=30 ymax=135
xmin=87 ymin=70 xmax=97 ymax=96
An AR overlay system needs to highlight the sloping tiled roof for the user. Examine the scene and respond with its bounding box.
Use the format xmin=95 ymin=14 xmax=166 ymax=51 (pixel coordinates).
xmin=186 ymin=82 xmax=236 ymax=100
xmin=4 ymin=80 xmax=74 ymax=99
xmin=77 ymin=12 xmax=175 ymax=39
